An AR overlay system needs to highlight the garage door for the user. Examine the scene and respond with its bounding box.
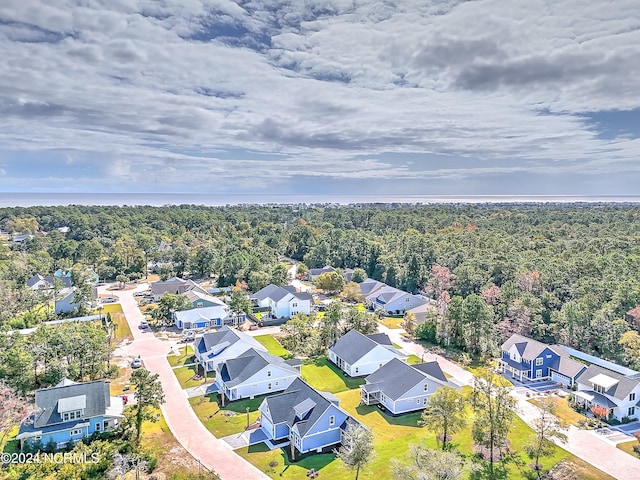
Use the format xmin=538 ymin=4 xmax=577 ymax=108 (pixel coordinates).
xmin=551 ymin=371 xmax=569 ymax=385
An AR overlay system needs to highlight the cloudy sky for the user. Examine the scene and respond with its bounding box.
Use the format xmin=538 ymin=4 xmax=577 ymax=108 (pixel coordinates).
xmin=1 ymin=0 xmax=639 ymax=195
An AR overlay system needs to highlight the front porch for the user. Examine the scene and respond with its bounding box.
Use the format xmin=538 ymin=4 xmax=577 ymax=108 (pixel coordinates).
xmin=497 ymin=357 xmax=530 ymax=382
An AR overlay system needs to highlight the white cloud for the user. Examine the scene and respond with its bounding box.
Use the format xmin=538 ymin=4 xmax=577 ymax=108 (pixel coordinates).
xmin=0 ymin=0 xmax=639 ymax=193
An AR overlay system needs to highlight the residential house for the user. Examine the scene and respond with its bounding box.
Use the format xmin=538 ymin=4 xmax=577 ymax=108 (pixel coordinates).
xmin=173 ymin=305 xmax=234 ymax=330
xmin=574 ymin=365 xmax=640 ymax=421
xmin=150 ymin=277 xmax=209 ymax=301
xmin=12 ymin=233 xmax=34 ymax=243
xmin=364 ymin=286 xmax=428 ymax=315
xmin=194 ymin=326 xmax=267 ymax=373
xmin=497 ymin=334 xmax=586 ymax=386
xmin=26 ymin=273 xmax=72 ymax=291
xmin=215 ymin=348 xmax=301 ymax=402
xmin=308 ymin=265 xmax=335 ymax=281
xmin=16 ymin=379 xmax=124 ymax=448
xmin=328 ymin=329 xmax=407 ymax=377
xmin=258 ymin=378 xmax=356 ymax=456
xmin=250 ymin=284 xmax=312 ymax=318
xmin=183 ymin=290 xmax=227 ymax=309
xmin=360 ymin=358 xmax=455 ymax=414
xmin=358 ymin=278 xmax=386 ymax=298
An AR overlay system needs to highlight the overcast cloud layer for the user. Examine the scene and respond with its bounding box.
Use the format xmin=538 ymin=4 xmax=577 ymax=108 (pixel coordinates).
xmin=1 ymin=0 xmax=639 ymax=195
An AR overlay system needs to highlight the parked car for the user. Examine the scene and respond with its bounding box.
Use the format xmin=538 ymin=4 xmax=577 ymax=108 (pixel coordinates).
xmin=139 ymin=321 xmax=150 ymax=330
xmin=131 ymin=357 xmax=142 ymax=369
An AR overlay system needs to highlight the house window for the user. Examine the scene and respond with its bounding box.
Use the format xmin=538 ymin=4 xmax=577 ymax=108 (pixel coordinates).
xmin=268 ymin=383 xmax=272 ymax=390
xmin=69 ymin=429 xmax=83 ymax=436
xmin=95 ymin=423 xmax=101 ymax=432
xmin=594 ymin=384 xmax=605 ymax=394
xmin=380 ymin=394 xmax=386 ymax=403
xmin=329 ymin=415 xmax=335 ymax=426
xmin=423 ymin=398 xmax=428 ymax=406
xmin=424 ymin=384 xmax=428 ymax=392
xmin=535 ymin=358 xmax=543 ymax=366
xmin=295 ymin=436 xmax=301 ymax=447
xmin=405 ymin=297 xmax=410 ymax=302
xmin=510 ymin=352 xmax=517 ymax=361
xmin=196 ymin=302 xmax=203 ymax=308
xmin=546 ymin=355 xmax=552 ymax=358
xmin=355 ymin=367 xmax=359 ymax=374
xmin=292 ymin=303 xmax=298 ymax=308
xmin=416 ymin=398 xmax=420 ymax=404
xmin=536 ymin=370 xmax=542 ymax=378
xmin=267 ymin=370 xmax=272 ymax=377
xmin=629 ymin=407 xmax=636 ymax=416
xmin=275 ymin=381 xmax=279 ymax=386
xmin=630 ymin=393 xmax=636 ymax=401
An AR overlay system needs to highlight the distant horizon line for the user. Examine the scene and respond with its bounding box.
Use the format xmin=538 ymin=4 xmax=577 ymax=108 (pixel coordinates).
xmin=2 ymin=192 xmax=640 ymax=208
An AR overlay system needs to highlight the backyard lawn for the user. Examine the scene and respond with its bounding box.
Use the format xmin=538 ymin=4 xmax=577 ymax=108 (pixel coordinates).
xmin=529 ymin=397 xmax=587 ymax=427
xmin=301 ymin=356 xmax=365 ymax=393
xmin=240 ymin=385 xmax=614 ymax=480
xmin=377 ymin=316 xmax=404 ymax=329
xmin=167 ymin=345 xmax=195 ymax=367
xmin=172 ymin=364 xmax=215 ymax=389
xmin=254 ymin=335 xmax=291 ymax=358
xmin=189 ymin=393 xmax=263 ymax=438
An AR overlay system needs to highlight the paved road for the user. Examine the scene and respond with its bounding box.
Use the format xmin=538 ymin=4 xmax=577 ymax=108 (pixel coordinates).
xmin=104 ymin=284 xmax=270 ymax=480
xmin=380 ymin=324 xmax=640 ymax=480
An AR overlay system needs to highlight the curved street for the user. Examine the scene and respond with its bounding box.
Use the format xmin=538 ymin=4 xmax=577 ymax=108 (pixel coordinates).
xmin=103 ymin=284 xmax=270 ymax=480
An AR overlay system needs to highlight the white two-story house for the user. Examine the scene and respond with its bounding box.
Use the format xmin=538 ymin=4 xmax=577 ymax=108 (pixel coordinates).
xmin=574 ymin=365 xmax=640 ymax=421
xmin=250 ymin=284 xmax=312 ymax=318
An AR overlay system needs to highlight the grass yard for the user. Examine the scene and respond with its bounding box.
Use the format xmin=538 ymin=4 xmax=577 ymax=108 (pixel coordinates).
xmin=189 ymin=393 xmax=263 ymax=438
xmin=254 ymin=335 xmax=291 ymax=358
xmin=617 ymin=439 xmax=640 ymax=459
xmin=301 ymin=356 xmax=365 ymax=394
xmin=95 ymin=303 xmax=132 ymax=341
xmin=167 ymin=345 xmax=195 ymax=367
xmin=377 ymin=316 xmax=405 ymax=329
xmin=529 ymin=397 xmax=587 ymax=427
xmin=240 ymin=385 xmax=613 ymax=480
xmin=172 ymin=364 xmax=215 ymax=389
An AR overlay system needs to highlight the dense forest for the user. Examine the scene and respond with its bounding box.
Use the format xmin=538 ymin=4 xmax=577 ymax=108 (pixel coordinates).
xmin=2 ymin=203 xmax=640 ymax=370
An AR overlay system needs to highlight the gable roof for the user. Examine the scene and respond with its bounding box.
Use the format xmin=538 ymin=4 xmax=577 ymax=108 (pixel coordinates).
xmin=576 ymin=364 xmax=640 ymax=401
xmin=358 ymin=278 xmax=387 ymax=296
xmin=263 ymin=378 xmax=345 ymax=437
xmin=151 ymin=277 xmax=207 ymax=297
xmin=183 ymin=290 xmax=226 ymax=306
xmin=175 ymin=305 xmax=229 ymax=324
xmin=26 ymin=274 xmax=46 ymax=288
xmin=33 ymin=380 xmax=111 ymax=428
xmin=309 ymin=266 xmax=335 ymax=276
xmin=501 ymin=333 xmax=553 ymax=361
xmin=196 ymin=326 xmax=264 ymax=356
xmin=218 ymin=348 xmax=299 ymax=387
xmin=549 ymin=348 xmax=587 ymax=379
xmin=363 ymin=358 xmax=450 ymax=401
xmin=251 ymin=284 xmax=312 ymax=303
xmin=330 ymin=329 xmax=401 ymax=365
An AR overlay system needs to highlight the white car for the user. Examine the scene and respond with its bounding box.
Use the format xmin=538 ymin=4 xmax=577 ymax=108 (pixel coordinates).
xmin=131 ymin=357 xmax=142 ymax=369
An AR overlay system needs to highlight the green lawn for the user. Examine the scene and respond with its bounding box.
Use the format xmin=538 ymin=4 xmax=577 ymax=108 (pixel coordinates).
xmin=95 ymin=303 xmax=132 ymax=341
xmin=529 ymin=397 xmax=587 ymax=427
xmin=172 ymin=364 xmax=215 ymax=389
xmin=189 ymin=393 xmax=263 ymax=438
xmin=254 ymin=335 xmax=291 ymax=358
xmin=167 ymin=345 xmax=195 ymax=367
xmin=617 ymin=439 xmax=640 ymax=459
xmin=240 ymin=386 xmax=613 ymax=480
xmin=377 ymin=317 xmax=404 ymax=329
xmin=301 ymin=356 xmax=365 ymax=393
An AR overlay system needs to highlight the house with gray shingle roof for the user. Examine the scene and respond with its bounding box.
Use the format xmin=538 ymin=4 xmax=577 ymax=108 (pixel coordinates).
xmin=194 ymin=326 xmax=266 ymax=373
xmin=360 ymin=358 xmax=455 ymax=414
xmin=364 ymin=285 xmax=428 ymax=315
xmin=16 ymin=379 xmax=124 ymax=448
xmin=498 ymin=333 xmax=586 ymax=386
xmin=215 ymin=348 xmax=301 ymax=402
xmin=258 ymin=378 xmax=357 ymax=457
xmin=328 ymin=329 xmax=407 ymax=377
xmin=574 ymin=365 xmax=640 ymax=421
xmin=250 ymin=284 xmax=311 ymax=318
xmin=173 ymin=304 xmax=232 ymax=330
xmin=150 ymin=277 xmax=208 ymax=301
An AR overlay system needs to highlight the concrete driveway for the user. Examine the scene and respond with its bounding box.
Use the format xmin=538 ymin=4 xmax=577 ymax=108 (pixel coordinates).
xmin=102 ymin=284 xmax=270 ymax=480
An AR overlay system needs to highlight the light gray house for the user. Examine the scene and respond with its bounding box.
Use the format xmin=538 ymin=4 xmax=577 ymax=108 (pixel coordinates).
xmin=328 ymin=329 xmax=407 ymax=377
xmin=215 ymin=348 xmax=301 ymax=402
xmin=258 ymin=378 xmax=356 ymax=457
xmin=574 ymin=365 xmax=640 ymax=421
xmin=194 ymin=326 xmax=266 ymax=373
xmin=360 ymin=358 xmax=455 ymax=414
xmin=308 ymin=265 xmax=335 ymax=281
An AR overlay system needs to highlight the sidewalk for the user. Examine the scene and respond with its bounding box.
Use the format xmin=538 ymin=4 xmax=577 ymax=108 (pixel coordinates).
xmin=105 ymin=285 xmax=270 ymax=480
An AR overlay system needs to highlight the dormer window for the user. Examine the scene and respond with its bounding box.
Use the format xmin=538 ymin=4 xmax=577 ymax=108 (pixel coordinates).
xmin=62 ymin=410 xmax=83 ymax=421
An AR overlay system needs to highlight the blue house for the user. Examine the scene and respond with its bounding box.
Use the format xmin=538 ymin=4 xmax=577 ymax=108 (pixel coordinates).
xmin=258 ymin=378 xmax=356 ymax=458
xmin=16 ymin=379 xmax=124 ymax=449
xmin=173 ymin=305 xmax=233 ymax=330
xmin=498 ymin=334 xmax=586 ymax=386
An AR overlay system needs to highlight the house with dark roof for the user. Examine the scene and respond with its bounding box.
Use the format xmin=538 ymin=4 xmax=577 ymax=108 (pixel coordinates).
xmin=328 ymin=329 xmax=407 ymax=377
xmin=250 ymin=284 xmax=312 ymax=318
xmin=16 ymin=379 xmax=124 ymax=448
xmin=360 ymin=358 xmax=455 ymax=414
xmin=258 ymin=378 xmax=356 ymax=457
xmin=150 ymin=277 xmax=209 ymax=301
xmin=574 ymin=365 xmax=640 ymax=421
xmin=308 ymin=265 xmax=336 ymax=280
xmin=358 ymin=278 xmax=387 ymax=298
xmin=497 ymin=334 xmax=586 ymax=386
xmin=194 ymin=326 xmax=267 ymax=373
xmin=215 ymin=348 xmax=301 ymax=402
xmin=364 ymin=285 xmax=428 ymax=315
